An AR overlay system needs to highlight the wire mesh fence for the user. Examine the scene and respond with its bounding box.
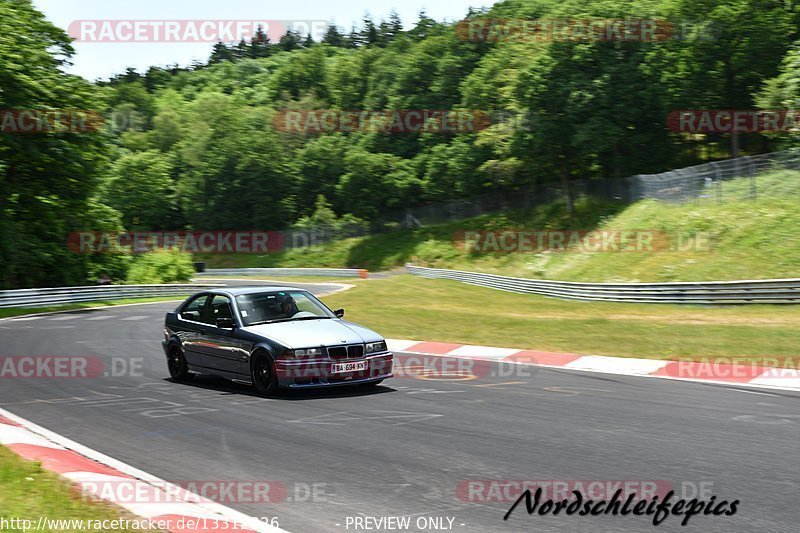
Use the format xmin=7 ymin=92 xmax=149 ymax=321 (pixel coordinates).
xmin=634 ymin=149 xmax=800 ymax=204
xmin=386 ymin=150 xmax=800 ymax=229
xmin=379 ymin=176 xmax=637 ymax=229
xmin=291 ymin=150 xmax=798 ymax=245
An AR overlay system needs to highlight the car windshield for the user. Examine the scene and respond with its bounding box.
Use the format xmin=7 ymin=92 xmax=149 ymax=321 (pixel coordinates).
xmin=235 ymin=290 xmax=334 ymax=326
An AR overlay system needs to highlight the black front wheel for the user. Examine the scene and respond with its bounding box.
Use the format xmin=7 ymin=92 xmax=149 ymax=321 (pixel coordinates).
xmin=168 ymin=345 xmax=194 ymax=381
xmin=251 ymin=353 xmax=278 ymax=396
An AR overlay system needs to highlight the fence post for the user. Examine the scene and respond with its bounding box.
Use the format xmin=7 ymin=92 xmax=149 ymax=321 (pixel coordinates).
xmin=749 ymin=157 xmax=756 ymax=200
xmin=712 ymin=162 xmax=722 ymax=204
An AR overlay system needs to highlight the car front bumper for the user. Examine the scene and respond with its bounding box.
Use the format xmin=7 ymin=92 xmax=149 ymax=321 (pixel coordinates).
xmin=275 ymin=352 xmax=393 ymax=388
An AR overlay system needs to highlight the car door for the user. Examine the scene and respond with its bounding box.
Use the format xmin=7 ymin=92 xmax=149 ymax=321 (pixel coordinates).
xmin=201 ymin=294 xmax=248 ymax=376
xmin=175 ymin=294 xmax=209 ymax=367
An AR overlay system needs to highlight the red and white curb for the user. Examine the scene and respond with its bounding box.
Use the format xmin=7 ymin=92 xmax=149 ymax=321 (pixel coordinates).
xmin=0 ymin=408 xmax=288 ymax=533
xmin=386 ymin=339 xmax=800 ymax=392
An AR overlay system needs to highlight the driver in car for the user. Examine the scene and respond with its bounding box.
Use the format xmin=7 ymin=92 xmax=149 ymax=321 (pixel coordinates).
xmin=280 ymin=295 xmax=298 ymax=318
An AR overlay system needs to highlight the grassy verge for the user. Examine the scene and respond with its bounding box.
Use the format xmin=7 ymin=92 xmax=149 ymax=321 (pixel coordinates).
xmin=0 ymin=296 xmax=187 ymax=319
xmin=200 ymin=169 xmax=800 ymax=282
xmin=321 ymin=276 xmax=800 ymax=364
xmin=0 ymin=445 xmax=157 ymax=532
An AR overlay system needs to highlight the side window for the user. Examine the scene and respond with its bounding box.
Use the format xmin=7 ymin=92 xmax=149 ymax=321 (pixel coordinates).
xmin=180 ymin=295 xmax=208 ymax=322
xmin=207 ymin=295 xmax=234 ymax=326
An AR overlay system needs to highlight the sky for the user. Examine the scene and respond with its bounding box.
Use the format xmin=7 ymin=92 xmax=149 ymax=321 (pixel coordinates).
xmin=32 ymin=0 xmax=497 ymax=81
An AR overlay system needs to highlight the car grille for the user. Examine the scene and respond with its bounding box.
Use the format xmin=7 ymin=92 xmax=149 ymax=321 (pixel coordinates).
xmin=328 ymin=344 xmax=364 ymax=359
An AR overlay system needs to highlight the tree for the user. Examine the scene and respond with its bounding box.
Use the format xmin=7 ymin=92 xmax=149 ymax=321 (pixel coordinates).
xmin=279 ymin=31 xmax=303 ymax=52
xmin=144 ymin=66 xmax=174 ymax=92
xmin=384 ymin=10 xmax=403 ymax=41
xmin=322 ymin=24 xmax=346 ymax=47
xmin=209 ymin=42 xmax=236 ymax=64
xmin=408 ymin=10 xmax=438 ymax=40
xmin=103 ymin=150 xmax=177 ymax=229
xmin=176 ymin=93 xmax=298 ymax=230
xmin=249 ymin=26 xmax=273 ymax=58
xmin=269 ymin=46 xmax=329 ymax=101
xmin=663 ymin=0 xmax=797 ymax=156
xmin=757 ymin=41 xmax=800 ymax=149
xmin=336 ymin=148 xmax=418 ymax=221
xmin=361 ymin=15 xmax=381 ymax=47
xmin=347 ymin=25 xmax=362 ymax=48
xmin=0 ymin=0 xmax=116 ymax=288
xmin=296 ymin=135 xmax=349 ymax=213
xmin=294 ymin=195 xmax=338 ymax=229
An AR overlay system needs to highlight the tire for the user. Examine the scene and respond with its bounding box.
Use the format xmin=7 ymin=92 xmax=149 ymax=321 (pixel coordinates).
xmin=359 ymin=379 xmax=383 ymax=388
xmin=168 ymin=345 xmax=194 ymax=381
xmin=251 ymin=352 xmax=279 ymax=396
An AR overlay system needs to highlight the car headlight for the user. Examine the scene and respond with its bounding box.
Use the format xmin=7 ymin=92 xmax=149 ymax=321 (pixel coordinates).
xmin=365 ymin=341 xmax=387 ymax=354
xmin=293 ymin=348 xmax=323 ymax=358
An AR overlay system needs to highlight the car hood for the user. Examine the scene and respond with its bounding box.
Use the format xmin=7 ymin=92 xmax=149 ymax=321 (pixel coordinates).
xmin=242 ymin=319 xmax=382 ymax=348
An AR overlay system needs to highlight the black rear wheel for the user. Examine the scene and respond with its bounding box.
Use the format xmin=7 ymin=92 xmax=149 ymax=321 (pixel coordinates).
xmin=252 ymin=353 xmax=278 ymax=396
xmin=168 ymin=345 xmax=193 ymax=381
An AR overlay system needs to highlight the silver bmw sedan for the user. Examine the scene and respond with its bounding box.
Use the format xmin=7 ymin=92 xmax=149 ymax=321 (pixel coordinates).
xmin=163 ymin=287 xmax=393 ymax=394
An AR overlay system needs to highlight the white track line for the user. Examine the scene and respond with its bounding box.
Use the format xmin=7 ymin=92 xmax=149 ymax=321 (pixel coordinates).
xmin=564 ymin=355 xmax=670 ymax=375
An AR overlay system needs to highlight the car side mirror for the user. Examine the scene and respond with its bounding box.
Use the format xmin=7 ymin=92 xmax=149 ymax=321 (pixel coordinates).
xmin=334 ymin=309 xmax=345 ymax=318
xmin=216 ymin=317 xmax=236 ymax=329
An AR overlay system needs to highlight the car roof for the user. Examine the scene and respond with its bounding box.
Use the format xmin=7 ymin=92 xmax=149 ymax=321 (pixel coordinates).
xmin=205 ymin=286 xmax=309 ymax=297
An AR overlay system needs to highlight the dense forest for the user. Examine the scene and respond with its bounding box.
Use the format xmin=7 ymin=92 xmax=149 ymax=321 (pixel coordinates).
xmin=2 ymin=0 xmax=800 ymax=288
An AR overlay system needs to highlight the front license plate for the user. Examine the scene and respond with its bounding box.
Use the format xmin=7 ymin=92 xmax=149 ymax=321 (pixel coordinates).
xmin=331 ymin=361 xmax=367 ymax=373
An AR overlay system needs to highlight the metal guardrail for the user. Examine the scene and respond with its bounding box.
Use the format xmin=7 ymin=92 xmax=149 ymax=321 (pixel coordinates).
xmin=195 ymin=268 xmax=369 ymax=278
xmin=0 ymin=284 xmax=224 ymax=309
xmin=406 ymin=265 xmax=800 ymax=304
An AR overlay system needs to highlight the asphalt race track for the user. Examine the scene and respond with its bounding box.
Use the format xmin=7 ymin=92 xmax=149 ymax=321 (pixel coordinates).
xmin=0 ymin=283 xmax=798 ymax=532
